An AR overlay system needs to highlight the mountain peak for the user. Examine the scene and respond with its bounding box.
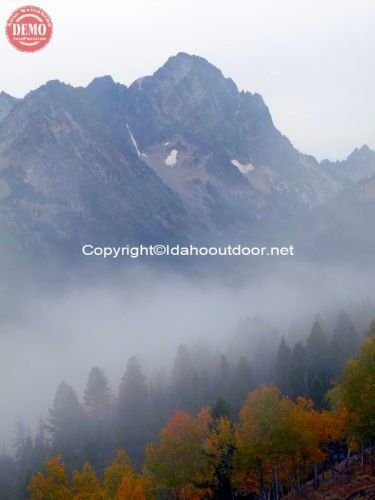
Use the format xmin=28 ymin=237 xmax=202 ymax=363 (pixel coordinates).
xmin=348 ymin=144 xmax=375 ymax=161
xmin=0 ymin=91 xmax=15 ymax=100
xmin=29 ymin=80 xmax=72 ymax=100
xmin=87 ymin=75 xmax=116 ymax=90
xmin=154 ymin=52 xmax=238 ymax=92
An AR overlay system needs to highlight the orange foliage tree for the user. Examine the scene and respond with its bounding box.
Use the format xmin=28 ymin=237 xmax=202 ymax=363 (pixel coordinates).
xmin=144 ymin=408 xmax=213 ymax=497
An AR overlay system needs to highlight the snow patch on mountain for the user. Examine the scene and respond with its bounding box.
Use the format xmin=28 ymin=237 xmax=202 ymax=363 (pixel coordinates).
xmin=231 ymin=159 xmax=255 ymax=174
xmin=165 ymin=149 xmax=178 ymax=167
xmin=127 ymin=124 xmax=141 ymax=157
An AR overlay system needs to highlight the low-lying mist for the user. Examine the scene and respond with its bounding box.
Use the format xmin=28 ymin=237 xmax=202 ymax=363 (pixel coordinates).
xmin=0 ymin=259 xmax=374 ymax=449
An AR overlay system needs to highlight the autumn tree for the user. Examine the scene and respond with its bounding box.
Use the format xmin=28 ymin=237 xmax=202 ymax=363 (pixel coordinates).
xmin=144 ymin=408 xmax=212 ymax=497
xmin=28 ymin=456 xmax=72 ymax=500
xmin=116 ymin=469 xmax=146 ymax=500
xmin=333 ymin=320 xmax=375 ymax=448
xmin=103 ymin=449 xmax=133 ymax=498
xmin=72 ymin=463 xmax=103 ymax=499
xmin=235 ymin=385 xmax=339 ymax=499
xmin=204 ymin=414 xmax=236 ymax=499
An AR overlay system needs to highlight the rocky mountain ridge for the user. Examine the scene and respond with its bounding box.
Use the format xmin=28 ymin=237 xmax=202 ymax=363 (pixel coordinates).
xmin=0 ymin=53 xmax=374 ymax=261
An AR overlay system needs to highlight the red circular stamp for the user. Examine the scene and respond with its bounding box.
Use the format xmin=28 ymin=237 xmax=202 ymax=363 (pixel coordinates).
xmin=6 ymin=5 xmax=53 ymax=53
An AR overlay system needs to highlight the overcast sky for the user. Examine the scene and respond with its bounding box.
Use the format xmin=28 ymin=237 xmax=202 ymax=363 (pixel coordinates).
xmin=1 ymin=0 xmax=374 ymax=160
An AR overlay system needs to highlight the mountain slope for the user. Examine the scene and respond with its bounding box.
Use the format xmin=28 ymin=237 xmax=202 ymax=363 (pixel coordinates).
xmin=0 ymin=53 xmax=372 ymax=260
xmin=127 ymin=53 xmax=342 ymax=225
xmin=0 ymin=77 xmax=188 ymax=257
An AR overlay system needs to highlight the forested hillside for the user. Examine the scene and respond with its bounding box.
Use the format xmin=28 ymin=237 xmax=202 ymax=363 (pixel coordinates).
xmin=0 ymin=310 xmax=374 ymax=499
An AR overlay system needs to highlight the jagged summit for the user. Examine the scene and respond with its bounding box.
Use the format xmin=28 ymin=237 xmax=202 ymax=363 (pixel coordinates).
xmin=322 ymin=144 xmax=375 ymax=183
xmin=87 ymin=75 xmax=118 ymax=90
xmin=348 ymin=144 xmax=374 ymax=160
xmin=154 ymin=52 xmax=237 ymax=88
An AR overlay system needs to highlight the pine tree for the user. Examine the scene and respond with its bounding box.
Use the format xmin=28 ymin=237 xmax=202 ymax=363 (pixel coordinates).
xmin=170 ymin=344 xmax=195 ymax=411
xmin=213 ymin=354 xmax=231 ymax=401
xmin=211 ymin=397 xmax=231 ymax=420
xmin=332 ymin=311 xmax=359 ymax=372
xmin=32 ymin=418 xmax=49 ymax=473
xmin=84 ymin=367 xmax=112 ymax=421
xmin=305 ymin=320 xmax=332 ymax=408
xmin=14 ymin=418 xmax=34 ymax=498
xmin=288 ymin=342 xmax=308 ymax=399
xmin=84 ymin=367 xmax=114 ymax=472
xmin=0 ymin=453 xmax=17 ymax=499
xmin=275 ymin=337 xmax=291 ymax=394
xmin=226 ymin=356 xmax=253 ymax=413
xmin=116 ymin=357 xmax=149 ymax=464
xmin=148 ymin=370 xmax=170 ymax=442
xmin=48 ymin=381 xmax=87 ymax=470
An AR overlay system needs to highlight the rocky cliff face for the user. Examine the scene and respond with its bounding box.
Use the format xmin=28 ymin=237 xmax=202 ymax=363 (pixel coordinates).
xmin=0 ymin=53 xmax=373 ymax=259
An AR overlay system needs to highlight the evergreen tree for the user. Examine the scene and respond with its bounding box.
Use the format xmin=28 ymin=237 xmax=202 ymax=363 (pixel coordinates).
xmin=84 ymin=367 xmax=112 ymax=420
xmin=275 ymin=337 xmax=291 ymax=394
xmin=0 ymin=453 xmax=17 ymax=500
xmin=226 ymin=356 xmax=253 ymax=413
xmin=170 ymin=344 xmax=195 ymax=411
xmin=332 ymin=311 xmax=359 ymax=372
xmin=287 ymin=342 xmax=308 ymax=399
xmin=47 ymin=381 xmax=87 ymax=470
xmin=116 ymin=357 xmax=149 ymax=464
xmin=305 ymin=320 xmax=332 ymax=408
xmin=149 ymin=370 xmax=170 ymax=442
xmin=211 ymin=397 xmax=231 ymax=420
xmin=84 ymin=367 xmax=114 ymax=472
xmin=14 ymin=418 xmax=34 ymax=498
xmin=212 ymin=354 xmax=231 ymax=401
xmin=32 ymin=419 xmax=49 ymax=474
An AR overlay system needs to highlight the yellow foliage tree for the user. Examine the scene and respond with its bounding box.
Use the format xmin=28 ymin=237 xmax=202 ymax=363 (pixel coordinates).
xmin=28 ymin=456 xmax=73 ymax=500
xmin=103 ymin=449 xmax=133 ymax=499
xmin=204 ymin=415 xmax=237 ymax=497
xmin=331 ymin=321 xmax=375 ymax=448
xmin=235 ymin=386 xmax=340 ymax=498
xmin=72 ymin=463 xmax=103 ymax=499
